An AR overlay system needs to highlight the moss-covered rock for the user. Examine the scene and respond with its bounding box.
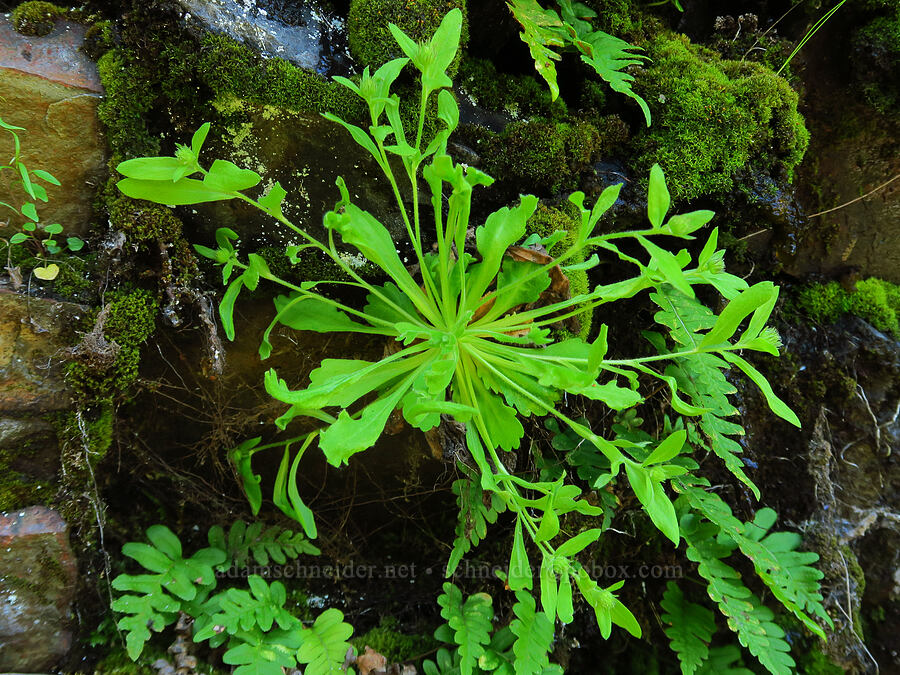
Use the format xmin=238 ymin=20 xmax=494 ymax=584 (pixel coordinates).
xmin=66 ymin=289 xmax=159 ymax=402
xmin=348 ymin=0 xmax=468 ymax=73
xmin=10 ymin=1 xmax=64 ymax=36
xmin=794 ymin=278 xmax=900 ymax=337
xmin=632 ymin=34 xmax=808 ymax=202
xmin=458 ymin=57 xmax=566 ymax=121
xmin=852 ymin=11 xmax=900 ymax=117
xmin=477 ymin=118 xmax=602 ymax=195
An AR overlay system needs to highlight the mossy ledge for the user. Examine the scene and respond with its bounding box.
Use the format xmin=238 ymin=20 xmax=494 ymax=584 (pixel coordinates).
xmin=793 ymin=278 xmax=900 ymax=338
xmin=632 ymin=34 xmax=809 ymax=203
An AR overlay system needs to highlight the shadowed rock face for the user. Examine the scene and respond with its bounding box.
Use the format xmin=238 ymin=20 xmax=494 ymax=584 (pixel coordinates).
xmin=0 ymin=506 xmax=78 ymax=671
xmin=0 ymin=17 xmax=106 ymax=237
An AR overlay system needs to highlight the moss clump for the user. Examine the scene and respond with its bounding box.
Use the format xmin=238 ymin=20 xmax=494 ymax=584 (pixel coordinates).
xmin=352 ymin=617 xmax=437 ymax=663
xmin=527 ymin=203 xmax=592 ymax=338
xmin=96 ymin=49 xmax=158 ymax=157
xmin=83 ymin=20 xmax=117 ymax=60
xmin=794 ymin=278 xmax=900 ymax=337
xmin=348 ymin=0 xmax=468 ymax=74
xmin=479 ymin=118 xmax=601 ymax=195
xmin=458 ymin=57 xmax=566 ymax=121
xmin=10 ymin=1 xmax=64 ymax=36
xmin=632 ymin=35 xmax=809 ymax=202
xmin=66 ymin=289 xmax=159 ymax=401
xmin=852 ymin=12 xmax=900 ymax=117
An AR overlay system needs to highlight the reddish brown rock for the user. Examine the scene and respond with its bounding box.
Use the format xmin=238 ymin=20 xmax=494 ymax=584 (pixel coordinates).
xmin=0 ymin=506 xmax=78 ymax=671
xmin=0 ymin=17 xmax=105 ymax=237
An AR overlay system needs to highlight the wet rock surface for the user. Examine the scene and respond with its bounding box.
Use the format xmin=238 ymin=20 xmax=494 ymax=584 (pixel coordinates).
xmin=176 ymin=0 xmax=351 ymax=75
xmin=0 ymin=506 xmax=78 ymax=672
xmin=744 ymin=317 xmax=900 ymax=673
xmin=188 ymin=102 xmax=401 ymax=249
xmin=0 ymin=17 xmax=106 ymax=237
xmin=0 ymin=289 xmax=83 ymax=510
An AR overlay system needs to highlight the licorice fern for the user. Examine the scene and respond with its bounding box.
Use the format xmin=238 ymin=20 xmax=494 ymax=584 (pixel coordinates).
xmin=207 ymin=519 xmax=320 ymax=572
xmin=111 ymin=522 xmax=351 ymax=675
xmin=506 ymin=0 xmax=651 ymax=124
xmin=660 ymin=581 xmax=716 ymax=675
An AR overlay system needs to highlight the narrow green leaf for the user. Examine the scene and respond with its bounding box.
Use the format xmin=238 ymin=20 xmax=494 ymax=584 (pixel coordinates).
xmin=699 ymin=282 xmax=777 ymax=348
xmin=509 ymin=517 xmax=533 ymax=591
xmin=721 ymin=352 xmax=800 ymax=428
xmin=647 ymin=163 xmax=670 ymax=228
xmin=555 ymin=528 xmax=603 ymax=557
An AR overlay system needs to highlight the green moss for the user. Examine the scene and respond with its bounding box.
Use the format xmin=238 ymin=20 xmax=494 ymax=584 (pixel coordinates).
xmin=0 ymin=444 xmax=53 ymax=512
xmin=66 ymin=290 xmax=159 ymax=402
xmin=96 ymin=49 xmax=158 ymax=157
xmin=794 ymin=278 xmax=900 ymax=337
xmin=10 ymin=1 xmax=65 ymax=36
xmin=83 ymin=20 xmax=117 ymax=60
xmin=852 ymin=12 xmax=900 ymax=117
xmin=458 ymin=57 xmax=566 ymax=120
xmin=527 ymin=203 xmax=592 ymax=338
xmin=352 ymin=616 xmax=437 ymax=663
xmin=53 ymin=255 xmax=94 ymax=302
xmin=480 ymin=118 xmax=602 ymax=195
xmin=348 ymin=0 xmax=468 ymax=74
xmin=632 ymin=34 xmax=809 ymax=202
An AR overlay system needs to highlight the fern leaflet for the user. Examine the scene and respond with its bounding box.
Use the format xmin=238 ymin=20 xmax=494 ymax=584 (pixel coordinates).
xmin=684 ymin=519 xmax=795 ymax=675
xmin=659 ymin=581 xmax=715 ymax=675
xmin=296 ymin=608 xmax=354 ymax=675
xmin=510 ymin=591 xmax=555 ymax=675
xmin=208 ymin=519 xmax=319 ymax=571
xmin=438 ymin=582 xmax=494 ymax=675
xmin=507 ymin=0 xmax=650 ymax=124
xmin=651 ymin=288 xmax=760 ymax=497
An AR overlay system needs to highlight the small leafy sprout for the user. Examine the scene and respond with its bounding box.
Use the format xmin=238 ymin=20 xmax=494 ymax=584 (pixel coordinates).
xmin=113 ymin=6 xmax=807 ymax=666
xmin=1 ymin=117 xmax=84 ymax=282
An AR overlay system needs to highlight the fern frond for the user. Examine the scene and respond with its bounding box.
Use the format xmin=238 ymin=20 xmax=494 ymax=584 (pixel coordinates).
xmin=651 ymin=289 xmax=760 ymax=498
xmin=223 ymin=629 xmax=303 ymax=675
xmin=510 ymin=591 xmax=555 ymax=675
xmin=507 ymin=0 xmax=650 ymax=123
xmin=208 ymin=519 xmax=320 ymax=572
xmin=684 ymin=520 xmax=795 ymax=675
xmin=447 ymin=470 xmax=507 ymax=575
xmin=682 ymin=485 xmax=831 ymax=637
xmin=296 ymin=608 xmax=354 ymax=675
xmin=659 ymin=582 xmax=715 ymax=675
xmin=438 ymin=582 xmax=494 ymax=675
xmin=696 ymin=645 xmax=755 ymax=675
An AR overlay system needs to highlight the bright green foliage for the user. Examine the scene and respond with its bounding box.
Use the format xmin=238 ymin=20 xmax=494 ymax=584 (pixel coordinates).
xmin=207 ymin=519 xmax=320 ymax=572
xmin=423 ymin=584 xmax=563 ymax=675
xmin=10 ymin=1 xmax=64 ymax=36
xmin=795 ymin=278 xmax=900 ymax=337
xmin=509 ymin=591 xmax=555 ymax=675
xmin=507 ymin=0 xmax=650 ymax=124
xmin=0 ymin=117 xmax=84 ymax=280
xmin=633 ymin=35 xmax=808 ymax=201
xmin=112 ymin=522 xmax=352 ymax=674
xmin=111 ymin=525 xmax=226 ymax=659
xmin=348 ymin=0 xmax=468 ymax=74
xmin=679 ymin=484 xmax=832 ymax=637
xmin=660 ymin=582 xmax=715 ymax=675
xmin=115 ymin=7 xmax=805 ymax=654
xmin=438 ymin=583 xmax=494 ymax=675
xmin=296 ymin=609 xmax=355 ymax=675
xmin=683 ymin=519 xmax=795 ymax=675
xmin=695 ymin=646 xmax=754 ymax=675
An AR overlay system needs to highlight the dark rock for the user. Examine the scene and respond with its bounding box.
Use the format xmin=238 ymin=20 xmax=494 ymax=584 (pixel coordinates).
xmin=0 ymin=506 xmax=78 ymax=672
